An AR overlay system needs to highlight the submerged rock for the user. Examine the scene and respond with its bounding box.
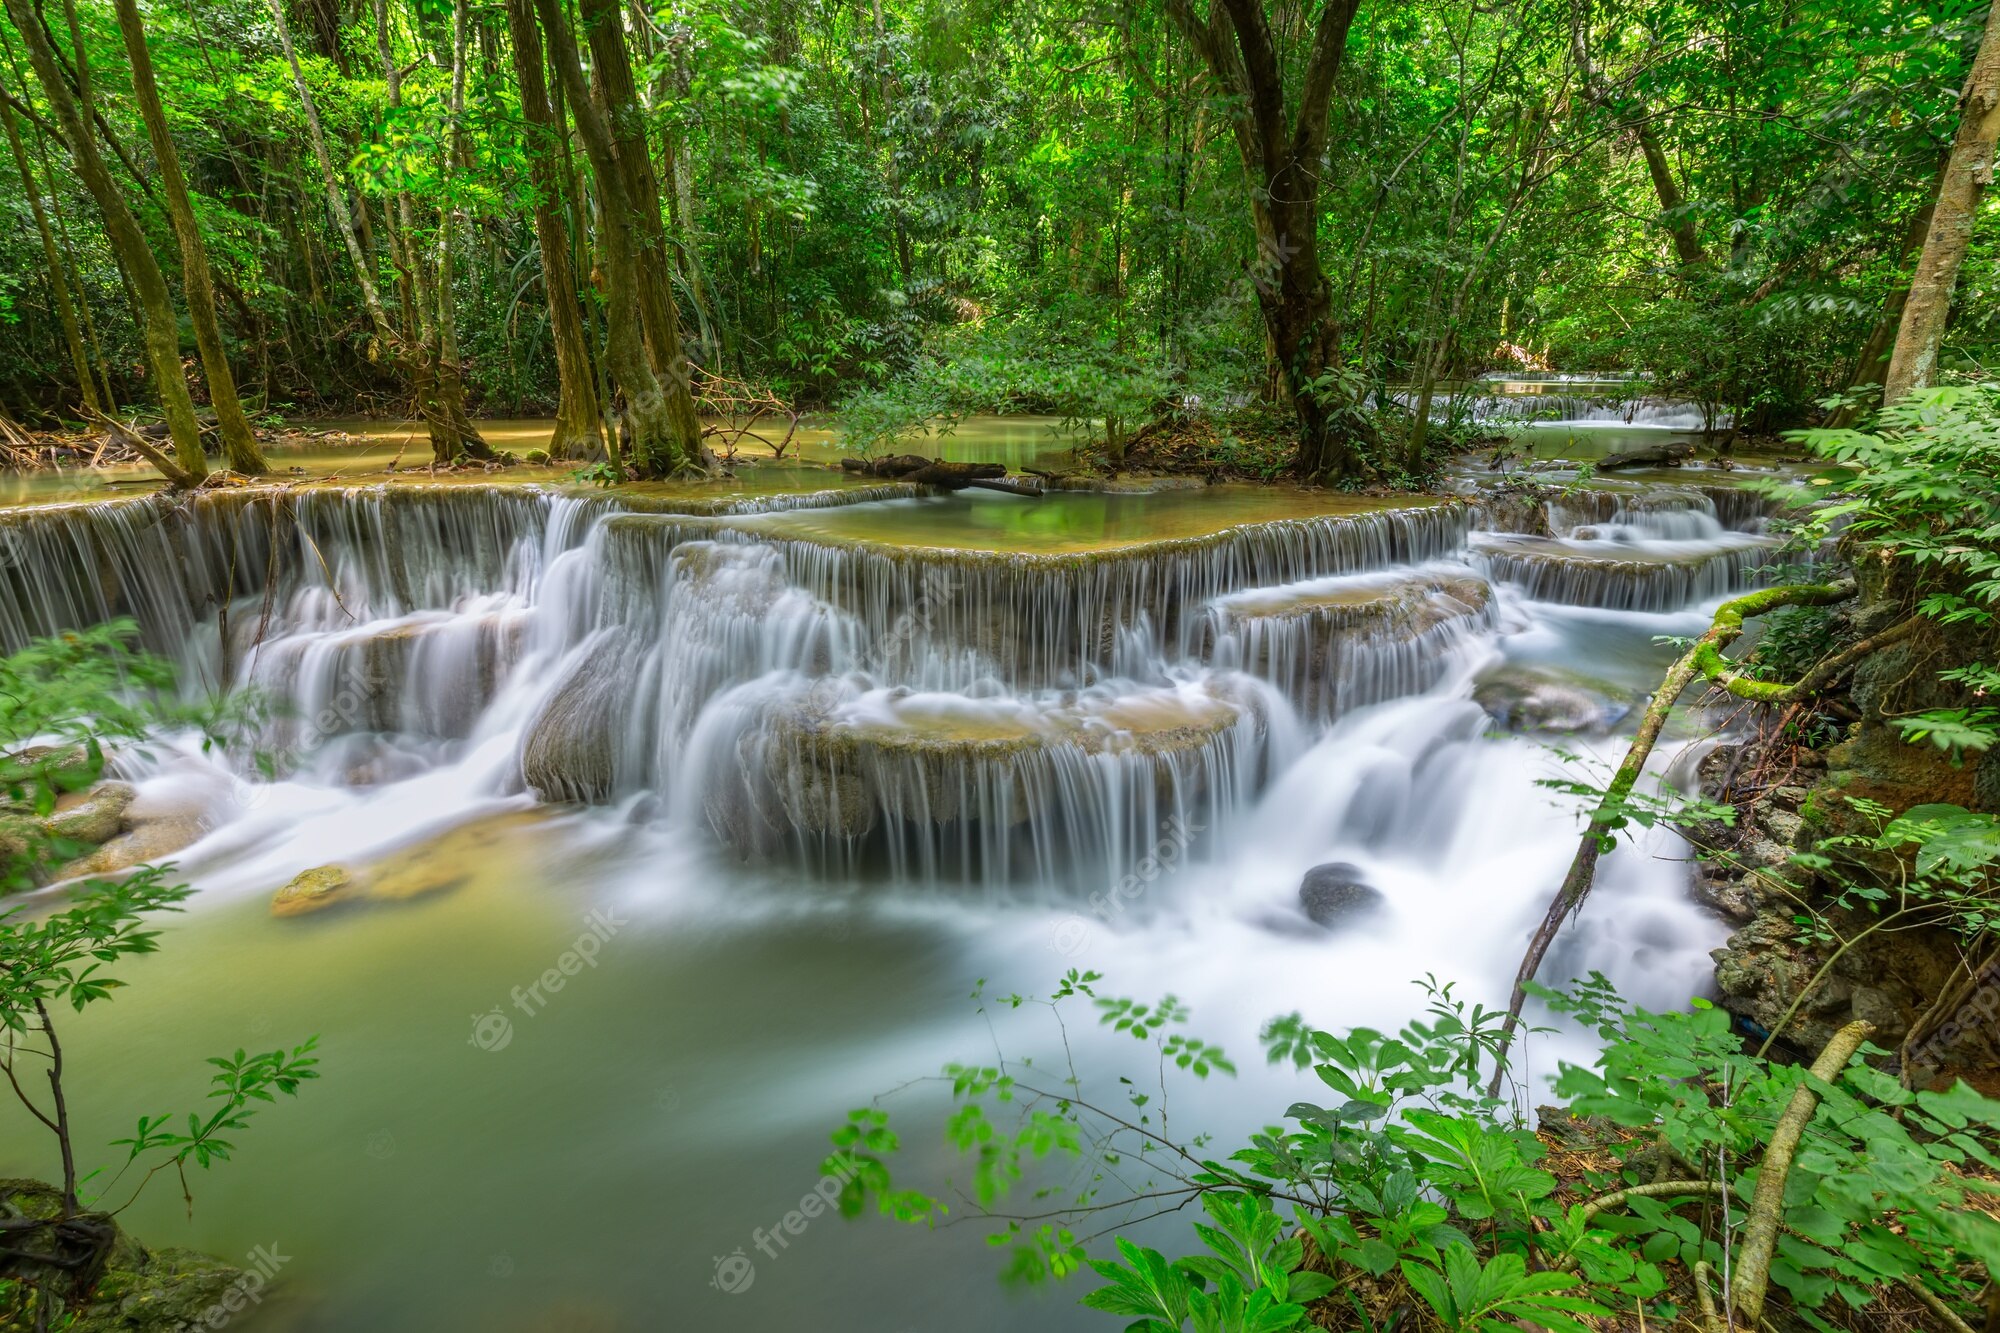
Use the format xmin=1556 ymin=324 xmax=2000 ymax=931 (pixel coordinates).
xmin=269 ymin=812 xmax=550 ymax=918
xmin=272 ymin=865 xmax=354 ymax=917
xmin=1473 ymin=665 xmax=1631 ymax=734
xmin=1298 ymin=862 xmax=1384 ymax=928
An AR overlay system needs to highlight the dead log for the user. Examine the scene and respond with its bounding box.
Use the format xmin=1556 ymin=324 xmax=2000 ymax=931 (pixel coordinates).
xmin=1596 ymin=441 xmax=1695 ymax=470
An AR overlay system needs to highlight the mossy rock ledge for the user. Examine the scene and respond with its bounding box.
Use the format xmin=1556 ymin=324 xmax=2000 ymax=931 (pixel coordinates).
xmin=706 ymin=679 xmax=1258 ymax=855
xmin=0 ymin=1179 xmax=287 ymax=1333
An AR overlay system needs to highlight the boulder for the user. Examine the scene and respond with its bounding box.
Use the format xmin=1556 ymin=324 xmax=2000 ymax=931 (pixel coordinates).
xmin=521 ymin=649 xmax=629 ymax=803
xmin=57 ymin=814 xmax=205 ymax=880
xmin=271 ymin=865 xmax=354 ymax=917
xmin=44 ymin=782 xmax=136 ymax=845
xmin=1474 ymin=665 xmax=1631 ymax=734
xmin=0 ymin=1178 xmax=273 ymax=1333
xmin=1298 ymin=862 xmax=1384 ymax=928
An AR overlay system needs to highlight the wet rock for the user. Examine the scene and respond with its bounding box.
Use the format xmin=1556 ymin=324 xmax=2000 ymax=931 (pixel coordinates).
xmin=0 ymin=1178 xmax=273 ymax=1333
xmin=1298 ymin=862 xmax=1384 ymax=928
xmin=1474 ymin=665 xmax=1629 ymax=734
xmin=272 ymin=865 xmax=354 ymax=917
xmin=521 ymin=649 xmax=629 ymax=803
xmin=44 ymin=782 xmax=136 ymax=845
xmin=57 ymin=814 xmax=205 ymax=880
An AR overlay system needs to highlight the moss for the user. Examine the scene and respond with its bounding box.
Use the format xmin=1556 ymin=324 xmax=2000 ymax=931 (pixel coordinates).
xmin=271 ymin=864 xmax=353 ymax=916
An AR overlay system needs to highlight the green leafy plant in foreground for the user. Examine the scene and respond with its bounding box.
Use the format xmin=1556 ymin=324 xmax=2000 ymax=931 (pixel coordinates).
xmin=826 ymin=965 xmax=2000 ymax=1333
xmin=0 ymin=629 xmax=319 ymax=1323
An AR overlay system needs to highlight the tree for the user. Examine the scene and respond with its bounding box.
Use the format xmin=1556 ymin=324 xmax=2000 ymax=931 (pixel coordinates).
xmin=2 ymin=0 xmax=207 ymax=480
xmin=533 ymin=0 xmax=704 ymax=477
xmin=109 ymin=0 xmax=266 ymax=474
xmin=1885 ymin=0 xmax=2000 ymax=403
xmin=505 ymin=0 xmax=603 ymax=460
xmin=1161 ymin=0 xmax=1364 ymax=480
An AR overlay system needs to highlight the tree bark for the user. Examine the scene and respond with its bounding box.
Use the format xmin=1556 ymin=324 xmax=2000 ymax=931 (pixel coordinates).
xmin=0 ymin=80 xmax=98 ymax=413
xmin=1830 ymin=169 xmax=1943 ymax=426
xmin=1885 ymin=2 xmax=2000 ymax=403
xmin=505 ymin=0 xmax=604 ymax=459
xmin=1637 ymin=122 xmax=1706 ymax=268
xmin=536 ymin=0 xmax=702 ymax=477
xmin=4 ymin=0 xmax=206 ymax=479
xmin=1161 ymin=0 xmax=1362 ymax=481
xmin=110 ymin=0 xmax=267 ymax=473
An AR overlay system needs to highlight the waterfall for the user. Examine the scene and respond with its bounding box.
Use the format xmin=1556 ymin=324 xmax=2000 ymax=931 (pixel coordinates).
xmin=0 ymin=476 xmax=1785 ymax=892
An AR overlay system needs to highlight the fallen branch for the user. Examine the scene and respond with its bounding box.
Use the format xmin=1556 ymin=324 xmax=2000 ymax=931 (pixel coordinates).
xmin=1487 ymin=581 xmax=1858 ymax=1094
xmin=1732 ymin=1019 xmax=1874 ymax=1326
xmin=79 ymin=406 xmax=199 ymax=489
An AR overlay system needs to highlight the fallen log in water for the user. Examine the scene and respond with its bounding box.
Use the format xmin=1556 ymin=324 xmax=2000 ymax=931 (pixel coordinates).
xmin=1596 ymin=441 xmax=1696 ymax=469
xmin=839 ymin=455 xmax=1040 ymax=495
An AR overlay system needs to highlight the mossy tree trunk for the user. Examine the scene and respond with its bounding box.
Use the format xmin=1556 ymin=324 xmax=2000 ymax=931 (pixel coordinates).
xmin=505 ymin=0 xmax=604 ymax=460
xmin=110 ymin=0 xmax=267 ymax=474
xmin=4 ymin=0 xmax=207 ymax=481
xmin=0 ymin=83 xmax=98 ymax=415
xmin=1161 ymin=0 xmax=1362 ymax=483
xmin=1885 ymin=1 xmax=2000 ymax=403
xmin=534 ymin=0 xmax=702 ymax=477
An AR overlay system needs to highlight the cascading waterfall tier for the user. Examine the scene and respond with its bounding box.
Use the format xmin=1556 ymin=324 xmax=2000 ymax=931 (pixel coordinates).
xmin=0 ymin=474 xmax=1786 ymax=891
xmin=1199 ymin=568 xmax=1496 ymax=721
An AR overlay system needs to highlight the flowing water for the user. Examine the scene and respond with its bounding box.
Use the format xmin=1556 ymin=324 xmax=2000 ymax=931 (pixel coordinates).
xmin=0 ymin=410 xmax=1788 ymax=1330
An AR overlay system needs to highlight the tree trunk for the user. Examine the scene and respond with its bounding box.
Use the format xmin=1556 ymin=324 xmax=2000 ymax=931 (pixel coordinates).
xmin=1885 ymin=3 xmax=2000 ymax=404
xmin=1828 ymin=168 xmax=1944 ymax=427
xmin=0 ymin=82 xmax=98 ymax=414
xmin=1638 ymin=122 xmax=1706 ymax=269
xmin=111 ymin=0 xmax=267 ymax=473
xmin=578 ymin=0 xmax=704 ymax=433
xmin=4 ymin=0 xmax=207 ymax=480
xmin=1162 ymin=0 xmax=1361 ymax=482
xmin=538 ymin=0 xmax=702 ymax=477
xmin=505 ymin=0 xmax=604 ymax=459
xmin=431 ymin=0 xmax=493 ymax=461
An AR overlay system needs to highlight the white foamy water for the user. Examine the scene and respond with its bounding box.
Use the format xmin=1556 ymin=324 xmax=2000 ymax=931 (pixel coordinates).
xmin=0 ymin=470 xmax=1774 ymax=1331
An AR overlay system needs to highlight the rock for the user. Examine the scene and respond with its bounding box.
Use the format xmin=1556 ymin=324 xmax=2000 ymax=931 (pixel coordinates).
xmin=57 ymin=814 xmax=205 ymax=880
xmin=1298 ymin=862 xmax=1384 ymax=928
xmin=0 ymin=1178 xmax=273 ymax=1333
xmin=44 ymin=782 xmax=136 ymax=844
xmin=1474 ymin=665 xmax=1630 ymax=734
xmin=525 ymin=449 xmax=551 ymax=464
xmin=521 ymin=648 xmax=630 ymax=803
xmin=271 ymin=865 xmax=354 ymax=917
xmin=1598 ymin=442 xmax=1694 ymax=469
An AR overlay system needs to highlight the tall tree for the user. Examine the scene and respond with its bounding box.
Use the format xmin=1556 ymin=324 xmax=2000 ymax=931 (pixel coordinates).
xmin=534 ymin=0 xmax=703 ymax=477
xmin=109 ymin=0 xmax=267 ymax=474
xmin=0 ymin=79 xmax=97 ymax=414
xmin=1885 ymin=2 xmax=2000 ymax=403
xmin=1162 ymin=0 xmax=1365 ymax=480
xmin=3 ymin=0 xmax=207 ymax=480
xmin=504 ymin=0 xmax=604 ymax=459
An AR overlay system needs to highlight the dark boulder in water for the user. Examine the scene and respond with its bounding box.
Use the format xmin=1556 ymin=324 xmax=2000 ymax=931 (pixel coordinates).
xmin=1298 ymin=862 xmax=1383 ymax=928
xmin=1474 ymin=664 xmax=1631 ymax=734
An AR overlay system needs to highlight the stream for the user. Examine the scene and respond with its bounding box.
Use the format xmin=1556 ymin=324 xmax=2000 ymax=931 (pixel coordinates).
xmin=0 ymin=411 xmax=1797 ymax=1330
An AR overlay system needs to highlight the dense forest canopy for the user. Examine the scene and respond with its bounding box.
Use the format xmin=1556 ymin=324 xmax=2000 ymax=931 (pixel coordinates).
xmin=0 ymin=0 xmax=1988 ymax=476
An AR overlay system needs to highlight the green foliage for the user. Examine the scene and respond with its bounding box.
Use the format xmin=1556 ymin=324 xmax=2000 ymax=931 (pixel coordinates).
xmin=0 ymin=628 xmax=319 ymax=1234
xmin=829 ymin=965 xmax=2000 ymax=1332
